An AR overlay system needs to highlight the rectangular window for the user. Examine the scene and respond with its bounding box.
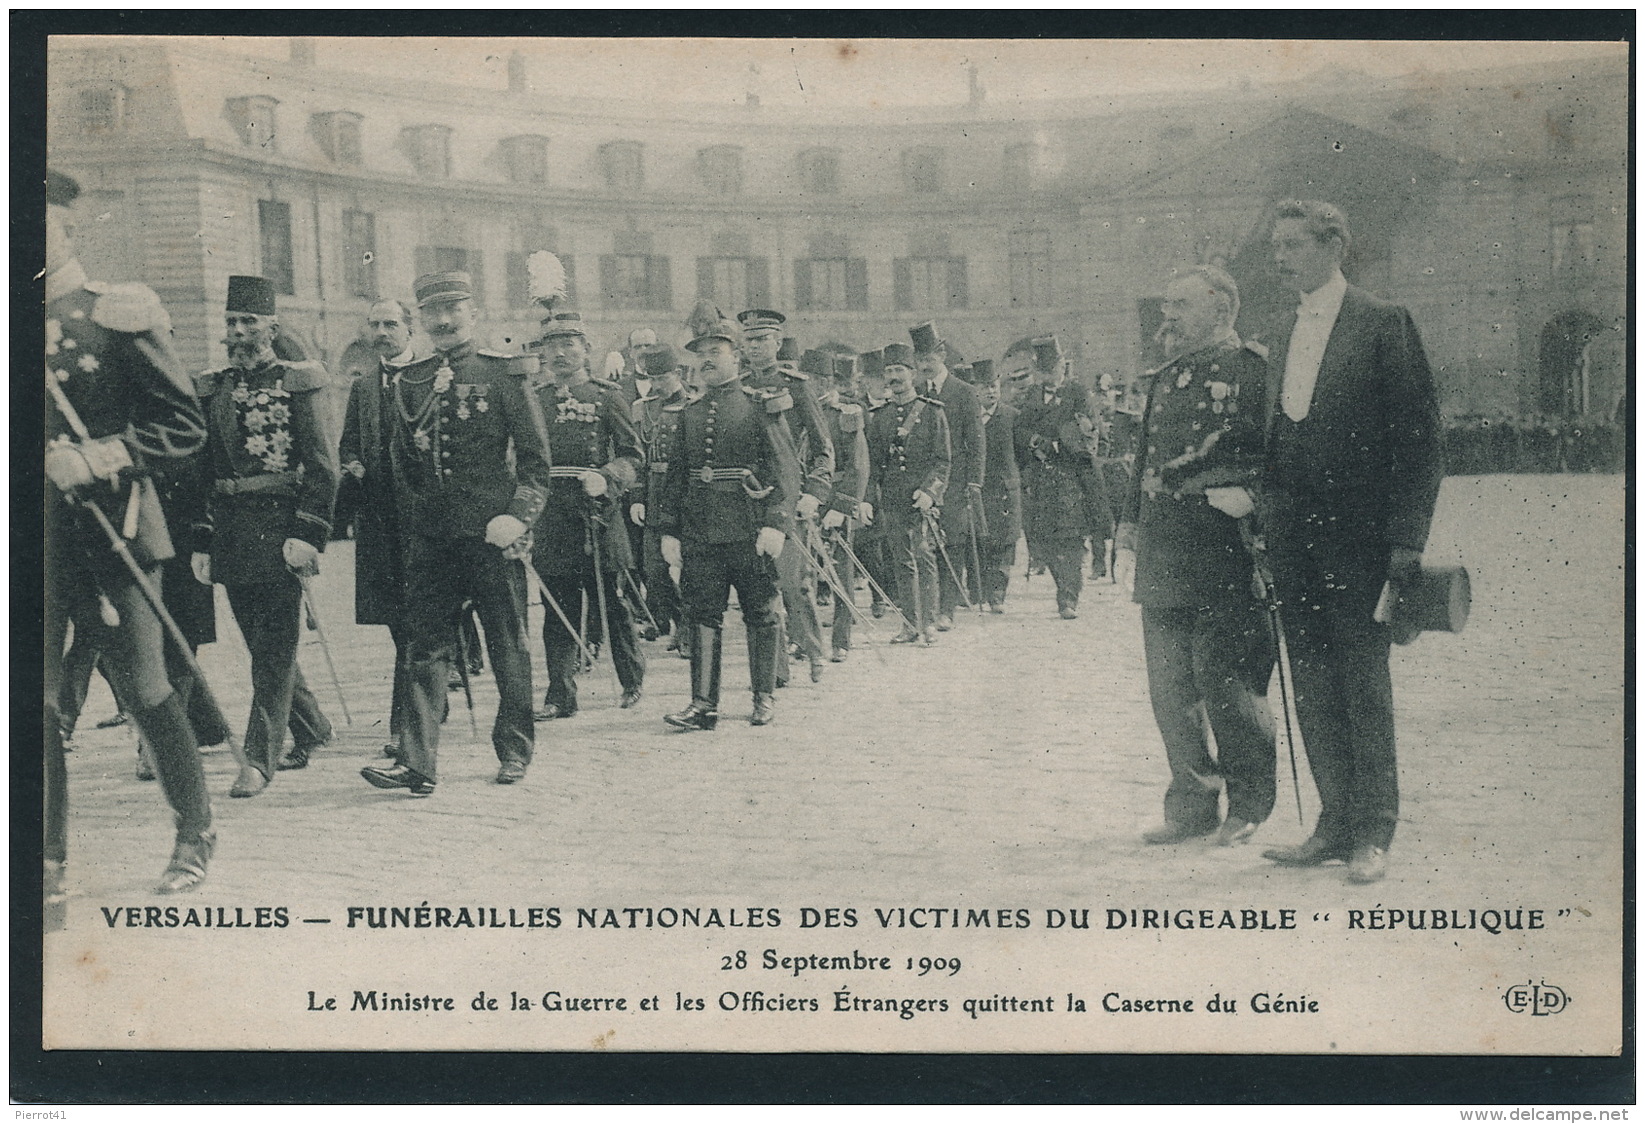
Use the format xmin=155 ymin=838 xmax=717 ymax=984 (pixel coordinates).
xmin=797 ymin=148 xmax=840 ymax=194
xmin=600 ymin=142 xmax=645 ymax=192
xmin=406 ymin=126 xmax=452 ymax=178
xmin=903 ymin=146 xmax=945 ymax=194
xmin=258 ymin=200 xmax=295 ymax=296
xmin=600 ymin=253 xmax=671 ymax=310
xmin=794 ymin=258 xmax=868 ymax=312
xmin=697 ymin=146 xmax=744 ymax=195
xmin=342 ymin=210 xmax=377 ymax=300
xmin=502 ymin=135 xmax=549 ymax=185
xmin=696 ymin=256 xmax=769 ymax=311
xmin=1008 ymin=230 xmax=1053 ymax=308
xmin=80 ymin=86 xmax=125 ymax=134
xmin=1002 ymin=143 xmax=1035 ymax=193
xmin=893 ymin=257 xmax=967 ymax=311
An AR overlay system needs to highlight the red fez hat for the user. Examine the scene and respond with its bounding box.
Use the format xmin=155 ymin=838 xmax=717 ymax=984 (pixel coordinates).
xmin=226 ymin=275 xmax=277 ymax=316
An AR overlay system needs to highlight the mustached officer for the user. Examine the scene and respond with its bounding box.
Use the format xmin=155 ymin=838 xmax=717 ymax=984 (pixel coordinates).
xmin=359 ymin=271 xmax=553 ymax=795
xmin=656 ymin=312 xmax=801 ymax=730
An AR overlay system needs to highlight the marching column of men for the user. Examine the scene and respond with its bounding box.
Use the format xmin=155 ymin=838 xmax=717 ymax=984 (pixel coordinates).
xmin=48 ymin=188 xmax=1446 ymax=913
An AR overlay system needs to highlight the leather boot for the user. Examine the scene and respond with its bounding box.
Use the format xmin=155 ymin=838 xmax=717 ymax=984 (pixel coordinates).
xmin=132 ymin=692 xmax=213 ymax=840
xmin=746 ymin=621 xmax=778 ymax=726
xmin=665 ymin=625 xmax=721 ymax=731
xmin=155 ymin=823 xmax=216 ymax=895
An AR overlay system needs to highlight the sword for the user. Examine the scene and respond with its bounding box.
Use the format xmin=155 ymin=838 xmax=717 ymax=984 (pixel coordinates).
xmin=46 ymin=367 xmax=244 ymax=768
xmin=586 ymin=506 xmax=624 ymax=696
xmin=1240 ymin=520 xmax=1305 ymax=828
xmin=297 ymin=573 xmax=352 ymax=725
xmin=966 ymin=489 xmax=987 ymax=614
xmin=831 ymin=533 xmax=912 ymax=634
xmin=523 ymin=559 xmax=600 ymax=669
xmin=923 ymin=510 xmax=974 ymax=610
xmin=795 ymin=526 xmax=877 ymax=633
xmin=451 ymin=616 xmax=479 ymax=736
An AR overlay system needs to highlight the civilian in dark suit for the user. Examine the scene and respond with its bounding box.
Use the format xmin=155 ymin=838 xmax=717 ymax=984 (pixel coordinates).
xmin=1257 ymin=200 xmax=1445 ymax=885
xmin=912 ymin=322 xmax=985 ymax=629
xmin=1116 ymin=266 xmax=1275 ymax=847
xmin=970 ymin=363 xmax=1023 ymax=612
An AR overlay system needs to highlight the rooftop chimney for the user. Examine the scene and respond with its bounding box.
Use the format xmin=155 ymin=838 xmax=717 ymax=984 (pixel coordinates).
xmin=508 ymin=51 xmax=528 ymax=94
xmin=967 ymin=63 xmax=985 ymax=107
xmin=290 ymin=38 xmax=317 ymax=67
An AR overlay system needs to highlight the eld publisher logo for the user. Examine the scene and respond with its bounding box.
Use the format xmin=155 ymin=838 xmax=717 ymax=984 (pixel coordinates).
xmin=1504 ymin=980 xmax=1570 ymax=1017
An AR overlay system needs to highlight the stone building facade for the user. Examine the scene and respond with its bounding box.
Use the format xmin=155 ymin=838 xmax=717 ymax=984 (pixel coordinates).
xmin=47 ymin=37 xmax=1626 ymax=419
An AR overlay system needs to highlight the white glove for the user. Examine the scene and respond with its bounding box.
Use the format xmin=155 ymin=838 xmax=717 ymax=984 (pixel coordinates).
xmin=1205 ymin=487 xmax=1254 ymax=519
xmin=191 ymin=552 xmax=212 ymax=586
xmin=795 ymin=493 xmax=821 ymax=521
xmin=630 ymin=502 xmax=646 ymax=526
xmin=582 ymin=470 xmax=608 ymax=498
xmin=858 ymin=501 xmax=874 ymax=527
xmin=755 ymin=527 xmax=786 ymax=559
xmin=44 ymin=444 xmax=94 ymax=492
xmin=485 ymin=514 xmax=529 ymax=549
xmin=822 ymin=509 xmax=846 ymax=530
xmin=661 ymin=534 xmax=683 ymax=570
xmin=912 ymin=490 xmax=935 ymax=513
xmin=1114 ymin=548 xmax=1137 ymax=595
xmin=282 ymin=538 xmax=319 ymax=576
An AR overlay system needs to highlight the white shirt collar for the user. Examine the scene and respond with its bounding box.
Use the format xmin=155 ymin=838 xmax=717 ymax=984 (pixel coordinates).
xmin=1298 ymin=269 xmax=1348 ymax=315
xmin=928 ymin=368 xmax=947 ymax=392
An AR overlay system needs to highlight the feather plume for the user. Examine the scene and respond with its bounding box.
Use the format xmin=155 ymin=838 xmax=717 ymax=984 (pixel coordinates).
xmin=527 ymin=250 xmax=568 ymax=308
xmin=686 ymin=300 xmax=726 ymax=340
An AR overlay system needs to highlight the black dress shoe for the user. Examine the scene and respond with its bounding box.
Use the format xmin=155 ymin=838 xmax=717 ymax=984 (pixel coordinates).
xmin=135 ymin=752 xmax=156 ymax=782
xmin=809 ymin=657 xmax=824 ymax=683
xmin=750 ymin=693 xmax=776 ymax=726
xmin=830 ymin=647 xmax=848 ymax=663
xmin=155 ymin=830 xmax=215 ymax=895
xmin=640 ymin=623 xmax=660 ymax=642
xmin=230 ymin=764 xmax=270 ymax=798
xmin=871 ymin=602 xmax=887 ymax=619
xmin=936 ymin=614 xmax=954 ymax=632
xmin=382 ymin=742 xmax=400 ymax=759
xmin=664 ymin=701 xmax=718 ymax=731
xmin=1262 ymin=835 xmax=1350 ymax=866
xmin=495 ymin=759 xmax=527 ymax=785
xmin=534 ymin=703 xmax=577 ymax=721
xmin=361 ymin=763 xmax=435 ymax=796
xmin=1346 ymin=845 xmax=1389 ymax=884
xmin=1212 ymin=818 xmax=1258 ymax=847
xmin=890 ymin=627 xmax=920 ymax=644
xmin=620 ymin=687 xmax=644 ymax=709
xmin=277 ymin=745 xmax=310 ymax=771
xmin=1142 ymin=821 xmax=1215 ymax=845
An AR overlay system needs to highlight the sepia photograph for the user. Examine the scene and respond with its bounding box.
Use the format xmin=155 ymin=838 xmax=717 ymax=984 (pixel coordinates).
xmin=24 ymin=15 xmax=1631 ymax=1099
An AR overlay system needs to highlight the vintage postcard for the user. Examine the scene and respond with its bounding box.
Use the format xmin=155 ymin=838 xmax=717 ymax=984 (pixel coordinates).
xmin=38 ymin=32 xmax=1627 ymax=1061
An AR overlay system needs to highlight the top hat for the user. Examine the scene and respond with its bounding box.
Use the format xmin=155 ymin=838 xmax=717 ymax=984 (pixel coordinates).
xmin=46 ymin=169 xmax=81 ymax=207
xmin=969 ymin=358 xmax=995 ymax=383
xmin=882 ymin=343 xmax=917 ymax=370
xmin=831 ymin=354 xmax=858 ymax=382
xmin=414 ymin=271 xmax=475 ymax=307
xmin=909 ymin=321 xmax=944 ymax=355
xmin=642 ymin=343 xmax=681 ymax=378
xmin=226 ymin=275 xmax=277 ymax=316
xmin=777 ymin=336 xmax=800 ymax=363
xmin=538 ymin=309 xmax=588 ymax=340
xmin=798 ymin=348 xmax=831 ymax=378
xmin=858 ymin=349 xmax=886 ymax=379
xmin=949 ymin=361 xmax=973 ymax=382
xmin=1032 ymin=334 xmax=1063 ymax=373
xmin=737 ymin=308 xmax=787 ymax=336
xmin=1382 ymin=565 xmax=1471 ymax=646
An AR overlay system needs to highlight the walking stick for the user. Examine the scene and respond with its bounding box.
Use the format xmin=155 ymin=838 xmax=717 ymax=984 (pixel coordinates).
xmin=1240 ymin=520 xmax=1305 ymax=828
xmin=47 ymin=367 xmax=245 ymax=769
xmin=296 ymin=573 xmax=352 ymax=725
xmin=586 ymin=507 xmax=624 ymax=696
xmin=451 ymin=617 xmax=479 ymax=737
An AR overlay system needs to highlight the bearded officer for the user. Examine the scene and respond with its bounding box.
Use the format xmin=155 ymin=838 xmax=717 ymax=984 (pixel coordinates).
xmin=656 ymin=317 xmax=801 ymax=730
xmin=865 ymin=343 xmax=951 ymax=645
xmin=737 ymin=308 xmax=835 ymax=685
xmin=1116 ymin=266 xmax=1277 ymax=847
xmin=529 ymin=308 xmax=645 ymax=726
xmin=191 ymin=275 xmax=336 ymax=797
xmin=44 ymin=169 xmax=216 ymax=907
xmin=359 ymin=271 xmax=553 ymax=794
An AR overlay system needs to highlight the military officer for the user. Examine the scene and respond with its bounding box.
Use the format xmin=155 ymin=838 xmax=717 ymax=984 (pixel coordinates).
xmin=737 ymin=308 xmax=835 ymax=685
xmin=339 ymin=298 xmax=420 ymax=760
xmin=967 ymin=360 xmax=1024 ymax=612
xmin=808 ymin=351 xmax=871 ymax=662
xmin=629 ymin=343 xmax=694 ymax=656
xmin=529 ymin=309 xmax=646 ymax=727
xmin=1015 ymin=334 xmax=1109 ymax=619
xmin=44 ymin=168 xmax=216 ymax=904
xmin=1115 ymin=266 xmax=1277 ymax=847
xmin=911 ymin=322 xmax=985 ymax=630
xmin=190 ymin=276 xmax=336 ymax=798
xmin=359 ymin=271 xmax=553 ymax=794
xmin=853 ymin=348 xmax=896 ymax=620
xmin=865 ymin=343 xmax=952 ymax=645
xmin=656 ymin=317 xmax=801 ymax=730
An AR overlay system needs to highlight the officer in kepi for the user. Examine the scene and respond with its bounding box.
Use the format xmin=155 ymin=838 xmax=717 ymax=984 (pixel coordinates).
xmin=44 ymin=168 xmax=216 ymax=908
xmin=629 ymin=343 xmax=695 ymax=657
xmin=191 ymin=275 xmax=337 ymax=797
xmin=359 ymin=271 xmax=553 ymax=794
xmin=529 ymin=308 xmax=645 ymax=726
xmin=655 ymin=312 xmax=801 ymax=730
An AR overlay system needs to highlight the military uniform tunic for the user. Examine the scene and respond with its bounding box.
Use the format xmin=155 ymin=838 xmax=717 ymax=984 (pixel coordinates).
xmin=821 ymin=395 xmax=871 ymax=654
xmin=1016 ymin=377 xmax=1110 ymax=611
xmin=1117 ymin=338 xmax=1275 ymax=832
xmin=385 ymin=341 xmax=553 ymax=779
xmin=633 ymin=386 xmax=691 ymax=639
xmin=531 ymin=374 xmax=645 ymax=712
